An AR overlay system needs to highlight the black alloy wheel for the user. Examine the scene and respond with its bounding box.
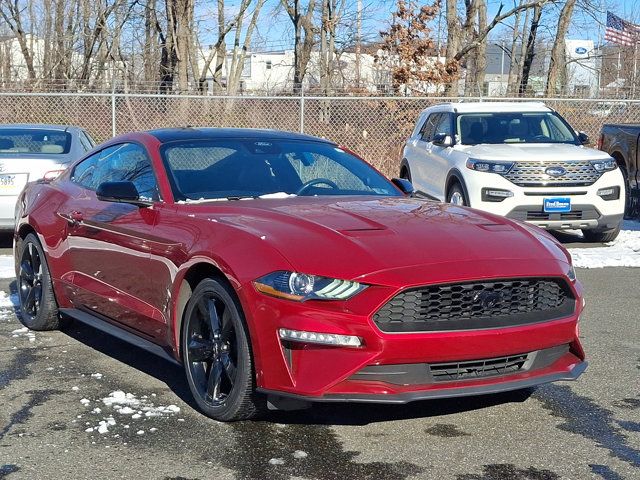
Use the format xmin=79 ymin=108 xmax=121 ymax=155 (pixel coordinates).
xmin=17 ymin=233 xmax=60 ymax=330
xmin=182 ymin=278 xmax=264 ymax=421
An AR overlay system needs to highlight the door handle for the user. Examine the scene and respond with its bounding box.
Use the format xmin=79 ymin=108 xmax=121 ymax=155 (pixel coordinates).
xmin=60 ymin=211 xmax=84 ymax=227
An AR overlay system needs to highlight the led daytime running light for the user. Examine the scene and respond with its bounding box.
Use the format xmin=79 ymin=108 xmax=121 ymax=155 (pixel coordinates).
xmin=279 ymin=328 xmax=362 ymax=347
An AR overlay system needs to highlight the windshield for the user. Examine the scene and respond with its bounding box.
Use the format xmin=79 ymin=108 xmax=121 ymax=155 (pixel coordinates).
xmin=160 ymin=138 xmax=400 ymax=201
xmin=0 ymin=129 xmax=71 ymax=154
xmin=456 ymin=112 xmax=578 ymax=145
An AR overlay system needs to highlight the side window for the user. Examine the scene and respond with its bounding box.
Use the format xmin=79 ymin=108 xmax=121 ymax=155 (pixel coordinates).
xmin=93 ymin=144 xmax=160 ymax=201
xmin=72 ymin=151 xmax=102 ymax=189
xmin=434 ymin=113 xmax=453 ymax=136
xmin=420 ymin=114 xmax=442 ymax=142
xmin=73 ymin=144 xmax=159 ymax=201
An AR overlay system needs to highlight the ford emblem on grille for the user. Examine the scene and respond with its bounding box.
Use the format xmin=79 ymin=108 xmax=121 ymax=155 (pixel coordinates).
xmin=474 ymin=291 xmax=503 ymax=309
xmin=545 ymin=166 xmax=566 ymax=177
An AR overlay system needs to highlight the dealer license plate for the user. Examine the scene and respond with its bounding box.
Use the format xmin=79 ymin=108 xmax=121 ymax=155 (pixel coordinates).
xmin=543 ymin=197 xmax=571 ymax=213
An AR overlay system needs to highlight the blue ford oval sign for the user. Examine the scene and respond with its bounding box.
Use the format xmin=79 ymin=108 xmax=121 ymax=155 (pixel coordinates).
xmin=575 ymin=47 xmax=587 ymax=54
xmin=546 ymin=166 xmax=567 ymax=177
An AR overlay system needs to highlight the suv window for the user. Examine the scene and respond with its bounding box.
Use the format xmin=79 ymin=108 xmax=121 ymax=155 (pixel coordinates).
xmin=72 ymin=143 xmax=159 ymax=201
xmin=420 ymin=113 xmax=449 ymax=142
xmin=433 ymin=113 xmax=453 ymax=137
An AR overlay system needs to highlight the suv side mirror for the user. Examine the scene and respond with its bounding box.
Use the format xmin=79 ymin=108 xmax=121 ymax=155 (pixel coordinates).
xmin=432 ymin=133 xmax=453 ymax=147
xmin=96 ymin=181 xmax=152 ymax=207
xmin=577 ymin=131 xmax=590 ymax=145
xmin=391 ymin=178 xmax=415 ymax=196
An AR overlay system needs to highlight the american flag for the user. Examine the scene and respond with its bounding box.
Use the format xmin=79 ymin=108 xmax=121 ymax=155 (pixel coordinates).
xmin=605 ymin=11 xmax=640 ymax=46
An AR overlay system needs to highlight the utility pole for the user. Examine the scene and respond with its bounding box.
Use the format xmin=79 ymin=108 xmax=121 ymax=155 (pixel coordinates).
xmin=355 ymin=0 xmax=362 ymax=88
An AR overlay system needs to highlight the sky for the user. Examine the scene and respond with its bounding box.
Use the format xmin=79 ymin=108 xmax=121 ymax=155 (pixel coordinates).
xmin=206 ymin=0 xmax=640 ymax=52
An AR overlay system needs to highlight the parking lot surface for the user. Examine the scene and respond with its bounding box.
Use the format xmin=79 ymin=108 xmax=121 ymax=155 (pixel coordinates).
xmin=0 ymin=237 xmax=639 ymax=480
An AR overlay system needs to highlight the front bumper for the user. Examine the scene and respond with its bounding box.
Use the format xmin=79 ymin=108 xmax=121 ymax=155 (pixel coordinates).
xmin=259 ymin=358 xmax=587 ymax=404
xmin=241 ymin=260 xmax=585 ymax=402
xmin=465 ymin=168 xmax=625 ymax=231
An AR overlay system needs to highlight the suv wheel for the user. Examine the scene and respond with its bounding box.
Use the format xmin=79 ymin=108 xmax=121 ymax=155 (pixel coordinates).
xmin=447 ymin=183 xmax=468 ymax=206
xmin=582 ymin=225 xmax=621 ymax=243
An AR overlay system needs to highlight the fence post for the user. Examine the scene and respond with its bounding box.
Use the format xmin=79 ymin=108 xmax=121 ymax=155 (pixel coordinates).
xmin=111 ymin=90 xmax=116 ymax=137
xmin=299 ymin=90 xmax=305 ymax=133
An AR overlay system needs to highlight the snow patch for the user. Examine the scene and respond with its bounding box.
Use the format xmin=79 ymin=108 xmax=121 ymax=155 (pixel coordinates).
xmin=0 ymin=255 xmax=14 ymax=279
xmin=101 ymin=391 xmax=181 ymax=419
xmin=568 ymin=221 xmax=640 ymax=268
xmin=293 ymin=450 xmax=308 ymax=459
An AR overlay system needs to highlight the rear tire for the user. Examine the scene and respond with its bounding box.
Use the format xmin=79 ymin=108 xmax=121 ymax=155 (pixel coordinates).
xmin=17 ymin=233 xmax=60 ymax=331
xmin=447 ymin=183 xmax=468 ymax=206
xmin=182 ymin=277 xmax=265 ymax=421
xmin=582 ymin=225 xmax=621 ymax=243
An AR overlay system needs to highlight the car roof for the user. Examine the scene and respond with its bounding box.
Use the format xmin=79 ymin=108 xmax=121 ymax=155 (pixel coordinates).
xmin=0 ymin=123 xmax=84 ymax=132
xmin=148 ymin=127 xmax=334 ymax=144
xmin=423 ymin=102 xmax=552 ymax=114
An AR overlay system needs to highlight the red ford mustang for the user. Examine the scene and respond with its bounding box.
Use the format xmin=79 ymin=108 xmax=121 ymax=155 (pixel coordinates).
xmin=14 ymin=128 xmax=586 ymax=421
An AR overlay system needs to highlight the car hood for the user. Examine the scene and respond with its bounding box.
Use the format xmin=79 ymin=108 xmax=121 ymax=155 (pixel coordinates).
xmin=457 ymin=143 xmax=611 ymax=162
xmin=185 ymin=196 xmax=570 ymax=284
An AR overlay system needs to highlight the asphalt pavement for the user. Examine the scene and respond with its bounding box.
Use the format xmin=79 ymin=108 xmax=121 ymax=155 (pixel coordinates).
xmin=0 ymin=236 xmax=638 ymax=480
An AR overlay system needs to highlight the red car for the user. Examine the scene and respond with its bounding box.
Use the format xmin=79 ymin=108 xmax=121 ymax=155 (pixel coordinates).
xmin=14 ymin=128 xmax=586 ymax=421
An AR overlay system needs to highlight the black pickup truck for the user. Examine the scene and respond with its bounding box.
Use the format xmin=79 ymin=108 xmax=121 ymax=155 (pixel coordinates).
xmin=599 ymin=124 xmax=639 ymax=216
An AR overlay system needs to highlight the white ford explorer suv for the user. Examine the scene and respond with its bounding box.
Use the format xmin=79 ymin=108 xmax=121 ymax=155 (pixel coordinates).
xmin=400 ymin=102 xmax=625 ymax=242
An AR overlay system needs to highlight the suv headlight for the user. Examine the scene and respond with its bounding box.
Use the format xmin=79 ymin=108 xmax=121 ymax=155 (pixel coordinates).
xmin=466 ymin=159 xmax=514 ymax=173
xmin=590 ymin=159 xmax=617 ymax=172
xmin=253 ymin=271 xmax=367 ymax=301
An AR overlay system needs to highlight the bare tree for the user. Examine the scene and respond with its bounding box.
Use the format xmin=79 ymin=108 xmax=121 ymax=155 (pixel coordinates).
xmin=0 ymin=0 xmax=37 ymax=80
xmin=519 ymin=2 xmax=543 ymax=95
xmin=545 ymin=0 xmax=576 ymax=95
xmin=281 ymin=0 xmax=317 ymax=92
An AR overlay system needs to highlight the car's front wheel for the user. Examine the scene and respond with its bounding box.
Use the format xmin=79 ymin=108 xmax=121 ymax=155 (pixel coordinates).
xmin=182 ymin=277 xmax=265 ymax=421
xmin=17 ymin=233 xmax=60 ymax=331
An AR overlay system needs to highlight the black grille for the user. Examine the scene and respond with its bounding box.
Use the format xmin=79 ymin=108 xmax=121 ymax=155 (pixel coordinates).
xmin=373 ymin=278 xmax=575 ymax=333
xmin=430 ymin=353 xmax=529 ymax=382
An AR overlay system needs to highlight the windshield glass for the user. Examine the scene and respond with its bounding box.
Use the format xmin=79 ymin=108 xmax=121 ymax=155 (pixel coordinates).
xmin=456 ymin=112 xmax=578 ymax=145
xmin=161 ymin=138 xmax=400 ymax=201
xmin=0 ymin=129 xmax=71 ymax=154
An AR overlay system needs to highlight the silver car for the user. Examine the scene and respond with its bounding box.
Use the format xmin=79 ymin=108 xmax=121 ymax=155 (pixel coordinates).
xmin=0 ymin=124 xmax=95 ymax=230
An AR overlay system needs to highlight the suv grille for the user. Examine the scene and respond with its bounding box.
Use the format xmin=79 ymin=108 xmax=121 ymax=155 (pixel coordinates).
xmin=500 ymin=161 xmax=602 ymax=187
xmin=430 ymin=353 xmax=529 ymax=382
xmin=373 ymin=278 xmax=575 ymax=333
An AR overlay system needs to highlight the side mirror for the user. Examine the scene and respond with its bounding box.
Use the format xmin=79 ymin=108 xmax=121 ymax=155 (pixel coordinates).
xmin=96 ymin=181 xmax=152 ymax=207
xmin=432 ymin=133 xmax=453 ymax=147
xmin=391 ymin=177 xmax=415 ymax=196
xmin=577 ymin=131 xmax=590 ymax=145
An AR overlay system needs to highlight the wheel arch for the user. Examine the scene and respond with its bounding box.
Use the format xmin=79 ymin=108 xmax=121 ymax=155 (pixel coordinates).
xmin=445 ymin=168 xmax=471 ymax=205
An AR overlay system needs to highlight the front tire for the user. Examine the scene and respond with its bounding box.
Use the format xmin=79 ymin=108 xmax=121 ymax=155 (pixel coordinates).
xmin=582 ymin=225 xmax=621 ymax=243
xmin=182 ymin=277 xmax=264 ymax=421
xmin=17 ymin=233 xmax=60 ymax=331
xmin=447 ymin=183 xmax=468 ymax=206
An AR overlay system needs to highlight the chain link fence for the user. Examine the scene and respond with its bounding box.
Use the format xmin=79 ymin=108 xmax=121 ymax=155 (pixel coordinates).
xmin=1 ymin=93 xmax=639 ymax=177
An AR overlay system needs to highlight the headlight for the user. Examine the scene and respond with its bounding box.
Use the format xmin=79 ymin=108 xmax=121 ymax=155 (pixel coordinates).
xmin=590 ymin=159 xmax=617 ymax=172
xmin=466 ymin=159 xmax=514 ymax=173
xmin=253 ymin=271 xmax=367 ymax=301
xmin=566 ymin=265 xmax=577 ymax=282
